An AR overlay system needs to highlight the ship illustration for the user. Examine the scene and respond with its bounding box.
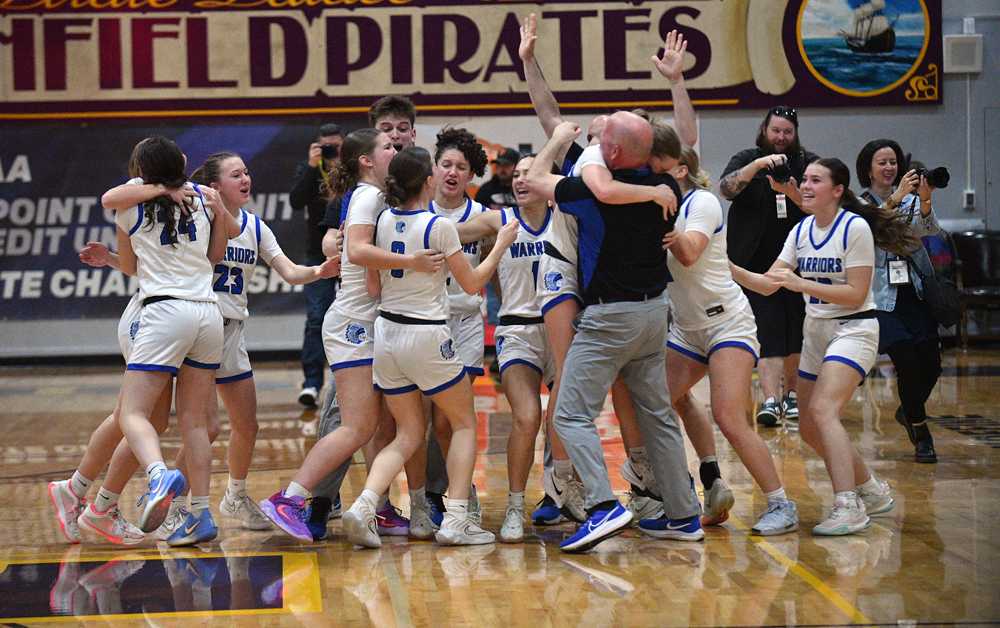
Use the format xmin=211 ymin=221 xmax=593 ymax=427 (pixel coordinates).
xmin=839 ymin=0 xmax=898 ymax=53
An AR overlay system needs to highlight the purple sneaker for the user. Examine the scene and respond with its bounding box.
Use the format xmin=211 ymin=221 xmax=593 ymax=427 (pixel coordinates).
xmin=376 ymin=502 xmax=410 ymax=537
xmin=258 ymin=492 xmax=312 ymax=542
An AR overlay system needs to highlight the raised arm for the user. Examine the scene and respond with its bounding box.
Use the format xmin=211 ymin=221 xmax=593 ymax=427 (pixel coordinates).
xmin=519 ymin=13 xmax=563 ymax=138
xmin=102 ymin=181 xmax=195 ymax=212
xmin=202 ymin=188 xmax=241 ymax=264
xmin=524 ymin=122 xmax=578 ymax=202
xmin=651 ymin=30 xmax=697 ymax=147
xmin=581 ymin=165 xmax=677 ymax=215
xmin=270 ymin=254 xmax=340 ymax=285
xmin=456 ymin=210 xmax=503 ymax=244
xmin=720 ymin=153 xmax=786 ymax=200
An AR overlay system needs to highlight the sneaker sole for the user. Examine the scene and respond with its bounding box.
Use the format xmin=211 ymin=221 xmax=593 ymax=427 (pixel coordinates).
xmin=167 ymin=529 xmax=218 ymax=547
xmin=139 ymin=473 xmax=187 ymax=534
xmin=812 ymin=517 xmax=870 ymax=536
xmin=865 ymin=498 xmax=895 ymax=516
xmin=219 ymin=498 xmax=275 ymax=531
xmin=343 ymin=512 xmax=381 ymax=549
xmin=78 ymin=516 xmax=145 ymax=546
xmin=47 ymin=483 xmax=81 ymax=544
xmin=258 ymin=501 xmax=313 ymax=542
xmin=703 ymin=482 xmax=735 ymax=527
xmin=560 ymin=511 xmax=633 ymax=553
xmin=409 ymin=528 xmax=437 ymax=540
xmin=298 ymin=394 xmax=318 ymax=407
xmin=637 ymin=526 xmax=705 ymax=541
xmin=434 ymin=530 xmax=496 ymax=546
xmin=377 ymin=526 xmax=411 ymax=537
xmin=756 ymin=411 xmax=780 ymax=427
xmin=751 ymin=522 xmax=799 ymax=536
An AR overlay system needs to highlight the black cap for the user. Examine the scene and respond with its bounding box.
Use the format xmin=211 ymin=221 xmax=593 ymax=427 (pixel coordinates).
xmin=492 ymin=147 xmax=521 ymax=165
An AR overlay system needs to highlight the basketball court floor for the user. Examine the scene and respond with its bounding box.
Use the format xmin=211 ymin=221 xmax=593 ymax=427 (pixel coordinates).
xmin=0 ymin=350 xmax=997 ymax=626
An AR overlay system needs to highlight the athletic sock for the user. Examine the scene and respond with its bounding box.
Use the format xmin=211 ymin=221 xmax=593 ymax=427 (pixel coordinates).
xmin=284 ymin=481 xmax=311 ymax=500
xmin=358 ymin=489 xmax=380 ymax=510
xmin=765 ymin=487 xmax=787 ymax=505
xmin=94 ymin=487 xmax=120 ymax=513
xmin=857 ymin=475 xmax=880 ymax=493
xmin=145 ymin=462 xmax=167 ymax=482
xmin=445 ymin=498 xmax=469 ymax=516
xmin=70 ymin=471 xmax=92 ymax=499
xmin=699 ymin=458 xmax=721 ymax=489
xmin=508 ymin=491 xmax=525 ymax=508
xmin=227 ymin=477 xmax=247 ymax=496
xmin=189 ymin=495 xmax=210 ymax=513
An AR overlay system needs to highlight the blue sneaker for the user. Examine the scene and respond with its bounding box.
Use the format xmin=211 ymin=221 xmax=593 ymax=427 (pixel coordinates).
xmin=559 ymin=503 xmax=632 ymax=553
xmin=426 ymin=492 xmax=445 ymax=528
xmin=138 ymin=469 xmax=187 ymax=533
xmin=637 ymin=514 xmax=704 ymax=541
xmin=167 ymin=508 xmax=218 ymax=546
xmin=306 ymin=497 xmax=332 ymax=541
xmin=531 ymin=495 xmax=567 ymax=525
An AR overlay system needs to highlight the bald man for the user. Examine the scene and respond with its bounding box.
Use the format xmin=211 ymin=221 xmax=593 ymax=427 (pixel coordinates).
xmin=524 ymin=117 xmax=703 ymax=553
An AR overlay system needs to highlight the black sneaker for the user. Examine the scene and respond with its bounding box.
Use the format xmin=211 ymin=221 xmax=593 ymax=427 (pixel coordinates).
xmin=781 ymin=391 xmax=799 ymax=422
xmin=913 ymin=423 xmax=937 ymax=464
xmin=756 ymin=398 xmax=781 ymax=427
xmin=894 ymin=406 xmax=917 ymax=445
xmin=298 ymin=386 xmax=319 ymax=408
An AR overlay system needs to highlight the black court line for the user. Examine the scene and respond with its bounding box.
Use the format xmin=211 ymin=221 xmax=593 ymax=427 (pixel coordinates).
xmin=931 ymin=414 xmax=1000 ymax=449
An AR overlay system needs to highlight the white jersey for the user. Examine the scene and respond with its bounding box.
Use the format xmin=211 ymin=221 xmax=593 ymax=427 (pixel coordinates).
xmin=498 ymin=206 xmax=552 ymax=318
xmin=430 ymin=197 xmax=487 ymax=316
xmin=571 ymin=144 xmax=605 ymax=177
xmin=375 ymin=208 xmax=462 ymax=321
xmin=666 ymin=189 xmax=749 ymax=330
xmin=213 ymin=209 xmax=284 ymax=320
xmin=547 ymin=205 xmax=579 ymax=267
xmin=777 ymin=208 xmax=875 ymax=319
xmin=334 ymin=183 xmax=384 ymax=322
xmin=115 ymin=177 xmax=216 ymax=302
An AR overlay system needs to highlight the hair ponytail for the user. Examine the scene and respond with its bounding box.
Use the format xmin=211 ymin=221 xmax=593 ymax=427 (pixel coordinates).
xmin=332 ymin=128 xmax=381 ymax=196
xmin=383 ymin=147 xmax=433 ymax=208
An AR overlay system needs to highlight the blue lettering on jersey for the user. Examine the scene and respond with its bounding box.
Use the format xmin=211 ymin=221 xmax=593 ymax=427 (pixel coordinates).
xmin=797 ymin=257 xmax=843 ymax=274
xmin=509 ymin=240 xmax=548 ymax=258
xmin=462 ymin=242 xmax=478 ymax=255
xmin=224 ymin=246 xmax=256 ymax=265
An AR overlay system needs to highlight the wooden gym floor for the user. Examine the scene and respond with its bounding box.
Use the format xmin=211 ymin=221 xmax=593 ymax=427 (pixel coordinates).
xmin=0 ymin=349 xmax=998 ymax=626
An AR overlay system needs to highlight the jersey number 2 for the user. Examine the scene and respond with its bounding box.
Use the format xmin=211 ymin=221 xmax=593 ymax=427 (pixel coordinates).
xmin=213 ymin=265 xmax=244 ymax=295
xmin=808 ymin=277 xmax=832 ymax=304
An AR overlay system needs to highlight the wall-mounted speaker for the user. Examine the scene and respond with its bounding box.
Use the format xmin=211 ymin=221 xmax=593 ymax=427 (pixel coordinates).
xmin=943 ymin=34 xmax=983 ymax=74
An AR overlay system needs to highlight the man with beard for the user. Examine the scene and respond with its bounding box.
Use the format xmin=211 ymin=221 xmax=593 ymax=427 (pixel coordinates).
xmin=475 ymin=147 xmax=520 ymax=210
xmin=719 ymin=106 xmax=818 ymax=429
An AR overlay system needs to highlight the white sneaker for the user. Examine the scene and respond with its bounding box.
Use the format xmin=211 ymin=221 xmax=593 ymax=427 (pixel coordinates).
xmin=751 ymin=500 xmax=799 ymax=536
xmin=409 ymin=495 xmax=437 ymax=540
xmin=620 ymin=458 xmax=658 ymax=494
xmin=219 ymin=491 xmax=273 ymax=530
xmin=857 ymin=478 xmax=894 ymax=516
xmin=626 ymin=493 xmax=664 ymax=522
xmin=468 ymin=486 xmax=482 ymax=526
xmin=155 ymin=502 xmax=188 ymax=541
xmin=702 ymin=478 xmax=735 ymax=526
xmin=436 ymin=512 xmax=496 ymax=546
xmin=543 ymin=468 xmax=587 ymax=523
xmin=813 ymin=493 xmax=870 ymax=536
xmin=298 ymin=386 xmax=319 ymax=408
xmin=499 ymin=504 xmax=525 ymax=543
xmin=78 ymin=504 xmax=146 ymax=545
xmin=342 ymin=500 xmax=381 ymax=549
xmin=48 ymin=480 xmax=86 ymax=544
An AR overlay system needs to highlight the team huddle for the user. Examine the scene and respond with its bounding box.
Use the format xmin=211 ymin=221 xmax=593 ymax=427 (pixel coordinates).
xmin=47 ymin=17 xmax=927 ymax=555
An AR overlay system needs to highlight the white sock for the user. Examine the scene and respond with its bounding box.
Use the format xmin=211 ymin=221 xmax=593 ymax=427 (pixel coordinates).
xmin=508 ymin=491 xmax=525 ymax=507
xmin=227 ymin=477 xmax=247 ymax=496
xmin=284 ymin=481 xmax=311 ymax=500
xmin=359 ymin=489 xmax=380 ymax=510
xmin=189 ymin=495 xmax=210 ymax=512
xmin=445 ymin=498 xmax=469 ymax=515
xmin=834 ymin=490 xmax=857 ymax=505
xmin=70 ymin=471 xmax=92 ymax=499
xmin=145 ymin=462 xmax=167 ymax=481
xmin=94 ymin=487 xmax=120 ymax=513
xmin=700 ymin=455 xmax=718 ymax=465
xmin=765 ymin=487 xmax=787 ymax=504
xmin=857 ymin=475 xmax=879 ymax=493
xmin=553 ymin=459 xmax=574 ymax=478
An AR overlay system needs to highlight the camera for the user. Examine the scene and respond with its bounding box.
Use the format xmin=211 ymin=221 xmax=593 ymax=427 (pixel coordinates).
xmin=914 ymin=166 xmax=949 ymax=189
xmin=321 ymin=144 xmax=339 ymax=160
xmin=768 ymin=161 xmax=792 ymax=183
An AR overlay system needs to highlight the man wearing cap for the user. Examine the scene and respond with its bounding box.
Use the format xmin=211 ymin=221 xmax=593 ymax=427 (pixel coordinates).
xmin=719 ymin=106 xmax=819 ymax=428
xmin=475 ymin=147 xmax=521 ymax=210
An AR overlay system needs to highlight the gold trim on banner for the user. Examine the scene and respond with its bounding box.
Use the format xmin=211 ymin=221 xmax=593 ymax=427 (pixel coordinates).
xmin=904 ymin=63 xmax=939 ymax=102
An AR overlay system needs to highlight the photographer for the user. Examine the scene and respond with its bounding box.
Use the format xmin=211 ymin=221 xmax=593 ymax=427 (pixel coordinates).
xmin=289 ymin=123 xmax=344 ymax=407
xmin=856 ymin=139 xmax=943 ymax=464
xmin=720 ymin=106 xmax=818 ymax=427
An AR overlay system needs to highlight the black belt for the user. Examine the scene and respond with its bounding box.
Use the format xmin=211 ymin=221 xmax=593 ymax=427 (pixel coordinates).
xmin=584 ymin=289 xmax=663 ymax=306
xmin=835 ymin=309 xmax=876 ymax=320
xmin=380 ymin=311 xmax=446 ymax=326
xmin=142 ymin=295 xmax=177 ymax=307
xmin=499 ymin=315 xmax=544 ymax=326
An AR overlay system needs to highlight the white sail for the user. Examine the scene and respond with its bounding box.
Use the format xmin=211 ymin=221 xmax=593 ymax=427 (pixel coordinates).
xmin=871 ymin=0 xmax=886 ymax=10
xmin=870 ymin=15 xmax=891 ymax=36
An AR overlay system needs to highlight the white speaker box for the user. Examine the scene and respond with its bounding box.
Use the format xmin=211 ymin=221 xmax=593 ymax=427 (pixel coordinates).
xmin=943 ymin=34 xmax=983 ymax=74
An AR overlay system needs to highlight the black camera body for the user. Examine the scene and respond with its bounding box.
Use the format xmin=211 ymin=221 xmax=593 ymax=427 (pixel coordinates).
xmin=914 ymin=166 xmax=950 ymax=189
xmin=768 ymin=161 xmax=792 ymax=184
xmin=321 ymin=144 xmax=339 ymax=160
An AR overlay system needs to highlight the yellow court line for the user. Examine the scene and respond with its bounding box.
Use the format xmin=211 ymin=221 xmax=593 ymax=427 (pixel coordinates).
xmin=0 ymin=99 xmax=739 ymax=120
xmin=728 ymin=515 xmax=873 ymax=625
xmin=381 ymin=553 xmax=415 ymax=626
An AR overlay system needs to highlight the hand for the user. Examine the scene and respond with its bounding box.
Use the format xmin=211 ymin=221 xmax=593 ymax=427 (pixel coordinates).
xmin=518 ymin=13 xmax=537 ymax=62
xmin=308 ymin=142 xmax=322 ymax=168
xmin=79 ymin=241 xmax=112 ymax=268
xmin=765 ymin=268 xmax=802 ymax=292
xmin=336 ymin=230 xmax=345 ymax=254
xmin=409 ymin=249 xmax=445 ymax=273
xmin=662 ymin=229 xmax=680 ymax=250
xmin=164 ymin=185 xmax=197 ymax=207
xmin=200 ymin=186 xmax=225 ymax=217
xmin=651 ymin=29 xmax=687 ymax=82
xmin=316 ymin=256 xmax=341 ymax=278
xmin=755 ymin=153 xmax=787 ymax=173
xmin=652 ymin=184 xmax=677 ymax=219
xmin=892 ymin=169 xmax=919 ymax=204
xmin=495 ymin=219 xmax=520 ymax=249
xmin=552 ymin=120 xmax=581 ymax=144
xmin=766 ymin=175 xmax=798 ymax=196
xmin=917 ymin=174 xmax=933 ymax=204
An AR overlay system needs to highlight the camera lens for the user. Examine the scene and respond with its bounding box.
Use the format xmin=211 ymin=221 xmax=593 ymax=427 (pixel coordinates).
xmin=321 ymin=144 xmax=339 ymax=160
xmin=769 ymin=162 xmax=792 ymax=183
